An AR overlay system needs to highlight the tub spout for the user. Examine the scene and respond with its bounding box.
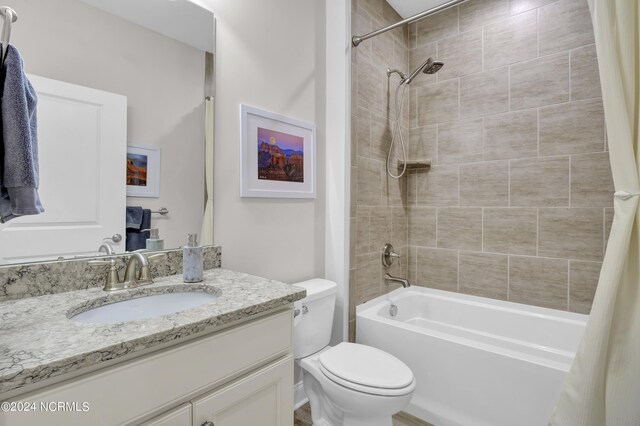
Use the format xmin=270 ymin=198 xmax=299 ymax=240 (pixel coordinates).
xmin=385 ymin=273 xmax=411 ymax=288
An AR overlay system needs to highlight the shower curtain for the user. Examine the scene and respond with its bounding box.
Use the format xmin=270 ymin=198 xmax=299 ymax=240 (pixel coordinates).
xmin=200 ymin=97 xmax=215 ymax=245
xmin=550 ymin=1 xmax=640 ymax=425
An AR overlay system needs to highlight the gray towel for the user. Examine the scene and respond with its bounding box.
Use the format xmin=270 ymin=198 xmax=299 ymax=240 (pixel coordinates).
xmin=126 ymin=208 xmax=151 ymax=252
xmin=125 ymin=206 xmax=144 ymax=229
xmin=0 ymin=44 xmax=43 ymax=223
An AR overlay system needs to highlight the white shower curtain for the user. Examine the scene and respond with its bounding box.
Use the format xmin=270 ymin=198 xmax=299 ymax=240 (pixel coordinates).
xmin=200 ymin=97 xmax=215 ymax=245
xmin=550 ymin=1 xmax=640 ymax=425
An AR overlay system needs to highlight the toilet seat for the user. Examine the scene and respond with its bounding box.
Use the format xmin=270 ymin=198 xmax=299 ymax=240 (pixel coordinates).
xmin=318 ymin=343 xmax=415 ymax=396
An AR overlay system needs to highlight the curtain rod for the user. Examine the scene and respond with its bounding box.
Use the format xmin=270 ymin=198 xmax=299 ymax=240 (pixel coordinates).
xmin=352 ymin=0 xmax=467 ymax=47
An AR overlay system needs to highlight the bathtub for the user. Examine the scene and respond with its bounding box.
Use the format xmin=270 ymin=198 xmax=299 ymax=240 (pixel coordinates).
xmin=356 ymin=286 xmax=587 ymax=426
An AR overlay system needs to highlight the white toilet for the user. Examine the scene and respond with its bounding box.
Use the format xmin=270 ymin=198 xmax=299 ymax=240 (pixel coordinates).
xmin=293 ymin=279 xmax=415 ymax=426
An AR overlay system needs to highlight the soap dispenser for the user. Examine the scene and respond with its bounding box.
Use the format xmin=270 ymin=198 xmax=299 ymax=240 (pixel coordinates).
xmin=183 ymin=233 xmax=203 ymax=283
xmin=143 ymin=228 xmax=164 ymax=251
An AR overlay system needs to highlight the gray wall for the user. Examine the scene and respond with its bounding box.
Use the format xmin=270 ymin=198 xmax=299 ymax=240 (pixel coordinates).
xmin=8 ymin=0 xmax=206 ymax=249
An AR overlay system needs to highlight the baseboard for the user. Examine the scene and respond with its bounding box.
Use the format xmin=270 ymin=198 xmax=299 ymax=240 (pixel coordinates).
xmin=294 ymin=380 xmax=308 ymax=410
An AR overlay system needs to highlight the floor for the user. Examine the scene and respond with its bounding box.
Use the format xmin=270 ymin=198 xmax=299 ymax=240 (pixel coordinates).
xmin=294 ymin=403 xmax=434 ymax=426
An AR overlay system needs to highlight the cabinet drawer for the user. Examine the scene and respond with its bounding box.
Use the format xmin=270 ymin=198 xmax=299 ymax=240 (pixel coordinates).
xmin=192 ymin=356 xmax=294 ymax=426
xmin=140 ymin=403 xmax=191 ymax=426
xmin=1 ymin=309 xmax=292 ymax=426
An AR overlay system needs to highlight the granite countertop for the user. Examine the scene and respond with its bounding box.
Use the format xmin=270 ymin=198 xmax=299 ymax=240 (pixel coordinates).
xmin=0 ymin=269 xmax=305 ymax=395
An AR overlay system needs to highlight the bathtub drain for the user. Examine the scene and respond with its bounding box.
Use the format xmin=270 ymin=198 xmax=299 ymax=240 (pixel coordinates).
xmin=389 ymin=303 xmax=398 ymax=317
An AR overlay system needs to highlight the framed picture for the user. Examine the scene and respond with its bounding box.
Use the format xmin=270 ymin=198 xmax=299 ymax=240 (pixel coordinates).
xmin=126 ymin=145 xmax=160 ymax=198
xmin=240 ymin=104 xmax=316 ymax=198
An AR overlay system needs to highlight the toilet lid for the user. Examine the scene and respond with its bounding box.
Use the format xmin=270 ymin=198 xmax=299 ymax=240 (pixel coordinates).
xmin=319 ymin=343 xmax=414 ymax=391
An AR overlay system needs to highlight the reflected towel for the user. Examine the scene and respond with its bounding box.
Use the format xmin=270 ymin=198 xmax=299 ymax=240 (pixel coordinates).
xmin=125 ymin=208 xmax=151 ymax=251
xmin=125 ymin=206 xmax=144 ymax=229
xmin=0 ymin=44 xmax=43 ymax=223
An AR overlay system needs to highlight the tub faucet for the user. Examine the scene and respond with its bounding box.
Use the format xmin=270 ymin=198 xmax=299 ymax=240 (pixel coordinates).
xmin=384 ymin=273 xmax=411 ymax=288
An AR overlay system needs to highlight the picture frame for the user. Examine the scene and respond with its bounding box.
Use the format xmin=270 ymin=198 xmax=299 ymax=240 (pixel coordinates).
xmin=126 ymin=145 xmax=160 ymax=198
xmin=240 ymin=104 xmax=316 ymax=198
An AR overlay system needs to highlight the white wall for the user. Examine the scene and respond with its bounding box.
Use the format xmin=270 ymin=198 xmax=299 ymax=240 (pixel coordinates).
xmin=8 ymin=0 xmax=205 ymax=250
xmin=205 ymin=0 xmax=326 ymax=283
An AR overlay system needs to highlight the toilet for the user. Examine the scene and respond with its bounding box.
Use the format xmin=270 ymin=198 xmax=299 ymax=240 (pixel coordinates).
xmin=293 ymin=278 xmax=415 ymax=426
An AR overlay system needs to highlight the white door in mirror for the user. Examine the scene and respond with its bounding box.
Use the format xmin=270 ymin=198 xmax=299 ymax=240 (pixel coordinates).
xmin=0 ymin=75 xmax=127 ymax=264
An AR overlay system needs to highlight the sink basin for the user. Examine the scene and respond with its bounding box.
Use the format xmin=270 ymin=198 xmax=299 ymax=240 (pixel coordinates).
xmin=70 ymin=291 xmax=218 ymax=324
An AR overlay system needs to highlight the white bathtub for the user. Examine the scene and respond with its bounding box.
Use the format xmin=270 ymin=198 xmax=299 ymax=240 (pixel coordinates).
xmin=356 ymin=287 xmax=587 ymax=426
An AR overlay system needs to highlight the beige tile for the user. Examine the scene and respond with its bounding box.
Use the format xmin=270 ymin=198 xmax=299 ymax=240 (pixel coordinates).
xmin=605 ymin=207 xmax=613 ymax=252
xmin=539 ymin=0 xmax=595 ymax=56
xmin=352 ymin=10 xmax=373 ymax=64
xmin=438 ymin=118 xmax=483 ymax=164
xmin=354 ymin=107 xmax=371 ymax=158
xmin=409 ymin=43 xmax=438 ymax=89
xmin=408 ymin=22 xmax=417 ymax=50
xmin=417 ymin=79 xmax=459 ymax=125
xmin=356 ymin=156 xmax=383 ymax=206
xmin=393 ymin=410 xmax=435 ymax=426
xmin=372 ymin=31 xmax=394 ymax=69
xmin=483 ymin=208 xmax=538 ymax=255
xmin=348 ymin=320 xmax=356 ymax=343
xmin=393 ymin=39 xmax=408 ymax=72
xmin=538 ymin=208 xmax=604 ymax=261
xmin=407 ymin=171 xmax=418 ymax=205
xmin=571 ymin=44 xmax=602 ymax=101
xmin=350 ymin=217 xmax=356 ymax=268
xmin=416 ymin=6 xmax=458 ymax=47
xmin=369 ymin=207 xmax=391 ymax=253
xmin=460 ymin=67 xmax=509 ymax=119
xmin=408 ymin=246 xmax=417 ymax=283
xmin=355 ymin=252 xmax=382 ymax=304
xmin=391 ymin=207 xmax=408 ymax=247
xmin=409 ymin=126 xmax=437 ymax=163
xmin=356 ymin=0 xmax=383 ymax=20
xmin=510 ymin=157 xmax=570 ymax=207
xmin=539 ymin=98 xmax=605 ymax=156
xmin=483 ymin=10 xmax=537 ymax=69
xmin=356 ymin=206 xmax=370 ymax=255
xmin=358 ymin=62 xmax=384 ymax=116
xmin=509 ymin=256 xmax=568 ymax=310
xmin=571 ymin=152 xmax=614 ymax=207
xmin=383 ymin=169 xmax=407 ymax=207
xmin=409 ymin=87 xmax=418 ymax=128
xmin=416 ymin=247 xmax=458 ymax=291
xmin=436 ymin=29 xmax=483 ymax=81
xmin=350 ymin=166 xmax=357 ymax=214
xmin=437 ymin=207 xmax=483 ymax=250
xmin=569 ymin=260 xmax=601 ymax=314
xmin=349 ymin=268 xmax=356 ymax=321
xmin=416 ymin=165 xmax=459 ymax=206
xmin=484 ymin=110 xmax=538 ymax=160
xmin=509 ymin=0 xmax=556 ymax=15
xmin=459 ymin=161 xmax=509 ymax=206
xmin=370 ymin=113 xmax=392 ymax=161
xmin=459 ymin=0 xmax=509 ymax=32
xmin=459 ymin=252 xmax=508 ymax=300
xmin=409 ymin=206 xmax=437 ymax=247
xmin=510 ymin=52 xmax=570 ymax=110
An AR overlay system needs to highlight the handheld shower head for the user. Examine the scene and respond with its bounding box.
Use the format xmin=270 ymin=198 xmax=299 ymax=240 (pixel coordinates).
xmin=404 ymin=57 xmax=444 ymax=84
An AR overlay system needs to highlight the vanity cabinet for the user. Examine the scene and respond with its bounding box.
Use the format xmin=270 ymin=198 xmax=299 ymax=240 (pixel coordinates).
xmin=2 ymin=309 xmax=294 ymax=426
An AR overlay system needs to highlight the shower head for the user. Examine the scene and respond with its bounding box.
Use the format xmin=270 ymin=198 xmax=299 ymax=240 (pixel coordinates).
xmin=404 ymin=57 xmax=444 ymax=84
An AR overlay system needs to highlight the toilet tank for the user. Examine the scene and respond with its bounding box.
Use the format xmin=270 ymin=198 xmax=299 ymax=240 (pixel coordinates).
xmin=293 ymin=279 xmax=337 ymax=359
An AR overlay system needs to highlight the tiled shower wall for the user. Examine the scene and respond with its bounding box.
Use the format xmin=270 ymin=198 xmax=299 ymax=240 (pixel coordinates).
xmin=350 ymin=0 xmax=611 ymax=339
xmin=349 ymin=0 xmax=410 ymax=340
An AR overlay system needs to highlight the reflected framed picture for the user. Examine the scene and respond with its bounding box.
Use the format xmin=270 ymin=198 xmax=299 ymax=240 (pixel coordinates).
xmin=126 ymin=145 xmax=160 ymax=198
xmin=240 ymin=104 xmax=316 ymax=198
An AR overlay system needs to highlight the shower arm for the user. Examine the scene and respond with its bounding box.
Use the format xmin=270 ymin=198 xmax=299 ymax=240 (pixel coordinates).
xmin=352 ymin=0 xmax=466 ymax=47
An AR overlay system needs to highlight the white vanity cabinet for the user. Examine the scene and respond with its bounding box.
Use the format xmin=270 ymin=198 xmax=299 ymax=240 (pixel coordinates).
xmin=2 ymin=309 xmax=295 ymax=426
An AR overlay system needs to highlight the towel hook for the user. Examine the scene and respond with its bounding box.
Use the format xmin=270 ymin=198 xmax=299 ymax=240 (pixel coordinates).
xmin=0 ymin=6 xmax=17 ymax=67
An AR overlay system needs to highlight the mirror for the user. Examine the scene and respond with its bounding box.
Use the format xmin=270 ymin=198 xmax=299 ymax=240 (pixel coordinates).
xmin=0 ymin=0 xmax=215 ymax=264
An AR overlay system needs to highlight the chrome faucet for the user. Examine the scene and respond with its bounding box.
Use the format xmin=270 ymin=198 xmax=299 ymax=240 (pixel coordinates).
xmin=384 ymin=273 xmax=411 ymax=288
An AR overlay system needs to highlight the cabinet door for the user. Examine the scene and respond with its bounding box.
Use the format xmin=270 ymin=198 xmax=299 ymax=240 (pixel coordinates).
xmin=192 ymin=356 xmax=293 ymax=426
xmin=140 ymin=404 xmax=191 ymax=426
